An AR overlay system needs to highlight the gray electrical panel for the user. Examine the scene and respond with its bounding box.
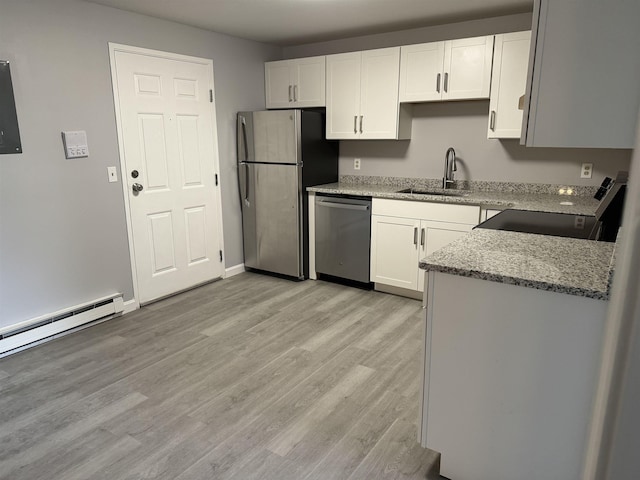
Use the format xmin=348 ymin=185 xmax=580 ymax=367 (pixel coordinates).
xmin=0 ymin=61 xmax=22 ymax=155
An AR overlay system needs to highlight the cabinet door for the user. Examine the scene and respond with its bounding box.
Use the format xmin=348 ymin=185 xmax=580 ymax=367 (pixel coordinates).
xmin=294 ymin=56 xmax=326 ymax=107
xmin=371 ymin=215 xmax=421 ymax=290
xmin=360 ymin=47 xmax=401 ymax=139
xmin=443 ymin=36 xmax=494 ymax=100
xmin=326 ymin=52 xmax=361 ymax=139
xmin=521 ymin=1 xmax=640 ymax=148
xmin=417 ymin=221 xmax=474 ymax=292
xmin=265 ymin=60 xmax=294 ymax=109
xmin=399 ymin=42 xmax=445 ymax=102
xmin=488 ymin=32 xmax=531 ymax=139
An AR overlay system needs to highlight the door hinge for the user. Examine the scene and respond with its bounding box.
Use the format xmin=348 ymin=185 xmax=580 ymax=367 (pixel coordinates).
xmin=215 ymin=173 xmax=219 ymax=186
xmin=219 ymin=250 xmax=223 ymax=262
xmin=209 ymin=90 xmax=213 ymax=103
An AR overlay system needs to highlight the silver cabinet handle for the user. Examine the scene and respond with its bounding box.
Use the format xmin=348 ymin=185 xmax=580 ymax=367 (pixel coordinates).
xmin=359 ymin=115 xmax=363 ymax=133
xmin=436 ymin=73 xmax=441 ymax=93
xmin=354 ymin=115 xmax=357 ymax=134
xmin=490 ymin=110 xmax=496 ymax=131
xmin=414 ymin=227 xmax=418 ymax=246
xmin=444 ymin=73 xmax=449 ymax=92
xmin=293 ymin=85 xmax=298 ymax=102
xmin=421 ymin=228 xmax=425 ymax=247
xmin=132 ymin=183 xmax=144 ymax=193
xmin=288 ymin=85 xmax=293 ymax=102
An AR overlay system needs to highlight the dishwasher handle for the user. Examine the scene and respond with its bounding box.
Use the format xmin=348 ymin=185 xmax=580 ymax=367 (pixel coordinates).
xmin=317 ymin=200 xmax=370 ymax=211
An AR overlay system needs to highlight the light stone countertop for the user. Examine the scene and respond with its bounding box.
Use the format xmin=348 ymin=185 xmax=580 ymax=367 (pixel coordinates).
xmin=307 ymin=182 xmax=601 ymax=215
xmin=418 ymin=229 xmax=615 ymax=300
xmin=308 ymin=177 xmax=612 ymax=299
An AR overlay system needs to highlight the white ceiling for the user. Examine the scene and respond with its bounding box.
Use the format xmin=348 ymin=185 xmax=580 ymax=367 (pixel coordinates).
xmin=86 ymin=0 xmax=534 ymax=46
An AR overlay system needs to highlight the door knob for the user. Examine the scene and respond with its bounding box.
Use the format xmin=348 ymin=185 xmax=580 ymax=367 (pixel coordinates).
xmin=132 ymin=183 xmax=144 ymax=193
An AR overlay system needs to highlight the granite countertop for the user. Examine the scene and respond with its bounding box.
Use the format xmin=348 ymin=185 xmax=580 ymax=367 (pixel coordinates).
xmin=419 ymin=229 xmax=615 ymax=300
xmin=307 ymin=182 xmax=600 ymax=215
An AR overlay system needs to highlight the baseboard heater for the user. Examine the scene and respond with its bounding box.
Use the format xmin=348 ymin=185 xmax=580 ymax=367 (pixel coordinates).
xmin=0 ymin=294 xmax=124 ymax=356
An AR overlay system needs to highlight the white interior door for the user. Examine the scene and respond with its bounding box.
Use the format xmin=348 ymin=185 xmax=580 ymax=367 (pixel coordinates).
xmin=111 ymin=45 xmax=224 ymax=304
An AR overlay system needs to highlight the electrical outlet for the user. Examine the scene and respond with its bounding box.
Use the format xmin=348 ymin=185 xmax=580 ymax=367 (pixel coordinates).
xmin=580 ymin=163 xmax=593 ymax=179
xmin=107 ymin=166 xmax=118 ymax=183
xmin=354 ymin=158 xmax=361 ymax=170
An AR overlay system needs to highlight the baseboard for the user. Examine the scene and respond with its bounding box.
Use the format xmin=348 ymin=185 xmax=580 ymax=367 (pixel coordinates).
xmin=225 ymin=263 xmax=245 ymax=278
xmin=0 ymin=296 xmax=123 ymax=357
xmin=123 ymin=299 xmax=138 ymax=315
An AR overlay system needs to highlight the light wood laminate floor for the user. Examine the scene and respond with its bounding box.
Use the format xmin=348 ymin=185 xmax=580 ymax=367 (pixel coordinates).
xmin=0 ymin=272 xmax=440 ymax=479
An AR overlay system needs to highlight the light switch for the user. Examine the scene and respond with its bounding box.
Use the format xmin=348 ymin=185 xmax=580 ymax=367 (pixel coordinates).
xmin=62 ymin=130 xmax=89 ymax=159
xmin=107 ymin=166 xmax=118 ymax=183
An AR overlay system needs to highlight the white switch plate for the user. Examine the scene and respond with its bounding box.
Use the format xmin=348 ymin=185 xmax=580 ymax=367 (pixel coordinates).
xmin=581 ymin=163 xmax=593 ymax=179
xmin=62 ymin=130 xmax=89 ymax=159
xmin=107 ymin=166 xmax=118 ymax=183
xmin=354 ymin=158 xmax=361 ymax=170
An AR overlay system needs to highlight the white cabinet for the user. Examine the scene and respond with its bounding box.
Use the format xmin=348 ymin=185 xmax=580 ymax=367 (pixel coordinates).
xmin=371 ymin=216 xmax=422 ymax=290
xmin=521 ymin=0 xmax=640 ymax=148
xmin=487 ymin=31 xmax=531 ymax=139
xmin=326 ymin=48 xmax=411 ymax=140
xmin=265 ymin=56 xmax=325 ymax=109
xmin=399 ymin=36 xmax=494 ymax=103
xmin=421 ymin=271 xmax=608 ymax=479
xmin=370 ymin=198 xmax=479 ymax=293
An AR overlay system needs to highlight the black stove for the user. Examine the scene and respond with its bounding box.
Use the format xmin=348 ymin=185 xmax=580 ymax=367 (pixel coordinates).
xmin=475 ymin=172 xmax=628 ymax=242
xmin=475 ymin=209 xmax=602 ymax=240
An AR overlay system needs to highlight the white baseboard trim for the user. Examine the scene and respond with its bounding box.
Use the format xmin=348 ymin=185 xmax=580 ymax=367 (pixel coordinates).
xmin=123 ymin=299 xmax=138 ymax=315
xmin=0 ymin=296 xmax=124 ymax=357
xmin=225 ymin=263 xmax=245 ymax=278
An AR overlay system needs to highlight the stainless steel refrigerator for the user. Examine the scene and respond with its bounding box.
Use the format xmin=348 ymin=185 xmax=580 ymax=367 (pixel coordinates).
xmin=237 ymin=110 xmax=338 ymax=279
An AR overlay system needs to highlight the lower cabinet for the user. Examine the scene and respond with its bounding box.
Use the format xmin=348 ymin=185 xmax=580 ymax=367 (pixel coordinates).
xmin=370 ymin=198 xmax=480 ymax=293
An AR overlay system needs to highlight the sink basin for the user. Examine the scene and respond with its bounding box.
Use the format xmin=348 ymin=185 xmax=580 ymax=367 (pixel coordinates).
xmin=396 ymin=188 xmax=469 ymax=197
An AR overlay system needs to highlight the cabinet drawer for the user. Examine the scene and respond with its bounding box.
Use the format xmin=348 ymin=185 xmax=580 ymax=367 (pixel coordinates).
xmin=372 ymin=198 xmax=480 ymax=225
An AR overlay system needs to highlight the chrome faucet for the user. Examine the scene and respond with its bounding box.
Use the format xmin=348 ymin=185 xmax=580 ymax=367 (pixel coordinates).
xmin=443 ymin=147 xmax=457 ymax=189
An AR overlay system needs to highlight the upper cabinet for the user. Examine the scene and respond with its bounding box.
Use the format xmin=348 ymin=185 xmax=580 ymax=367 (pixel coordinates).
xmin=265 ymin=56 xmax=325 ymax=109
xmin=521 ymin=0 xmax=640 ymax=148
xmin=487 ymin=31 xmax=532 ymax=139
xmin=326 ymin=47 xmax=411 ymax=140
xmin=399 ymin=36 xmax=494 ymax=103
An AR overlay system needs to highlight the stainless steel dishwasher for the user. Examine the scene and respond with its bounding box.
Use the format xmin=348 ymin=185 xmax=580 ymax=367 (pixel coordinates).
xmin=315 ymin=194 xmax=372 ymax=284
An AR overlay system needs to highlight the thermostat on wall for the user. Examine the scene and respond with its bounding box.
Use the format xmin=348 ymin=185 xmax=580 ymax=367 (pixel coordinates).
xmin=61 ymin=130 xmax=89 ymax=159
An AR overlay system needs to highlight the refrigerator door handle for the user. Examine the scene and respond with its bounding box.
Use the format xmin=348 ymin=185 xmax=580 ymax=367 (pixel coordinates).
xmin=240 ymin=115 xmax=249 ymax=162
xmin=239 ymin=162 xmax=250 ymax=206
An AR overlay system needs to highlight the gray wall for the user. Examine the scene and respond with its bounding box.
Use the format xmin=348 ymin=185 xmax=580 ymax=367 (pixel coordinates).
xmin=0 ymin=0 xmax=280 ymax=327
xmin=284 ymin=13 xmax=632 ymax=186
xmin=339 ymin=102 xmax=631 ymax=185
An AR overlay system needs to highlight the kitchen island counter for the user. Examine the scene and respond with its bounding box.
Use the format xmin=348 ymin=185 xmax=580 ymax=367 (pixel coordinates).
xmin=418 ymin=228 xmax=613 ymax=480
xmin=419 ymin=228 xmax=616 ymax=300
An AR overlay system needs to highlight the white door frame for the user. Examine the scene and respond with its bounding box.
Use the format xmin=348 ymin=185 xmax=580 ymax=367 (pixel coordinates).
xmin=108 ymin=43 xmax=226 ymax=312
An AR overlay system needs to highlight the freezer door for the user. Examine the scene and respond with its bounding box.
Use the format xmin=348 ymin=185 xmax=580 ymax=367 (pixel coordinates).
xmin=241 ymin=163 xmax=302 ymax=277
xmin=251 ymin=110 xmax=300 ymax=164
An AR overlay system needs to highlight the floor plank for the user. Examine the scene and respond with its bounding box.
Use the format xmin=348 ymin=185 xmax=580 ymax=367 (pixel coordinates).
xmin=0 ymin=272 xmax=440 ymax=479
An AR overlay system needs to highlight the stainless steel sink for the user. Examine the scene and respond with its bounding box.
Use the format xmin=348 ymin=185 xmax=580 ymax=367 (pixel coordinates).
xmin=396 ymin=188 xmax=469 ymax=197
